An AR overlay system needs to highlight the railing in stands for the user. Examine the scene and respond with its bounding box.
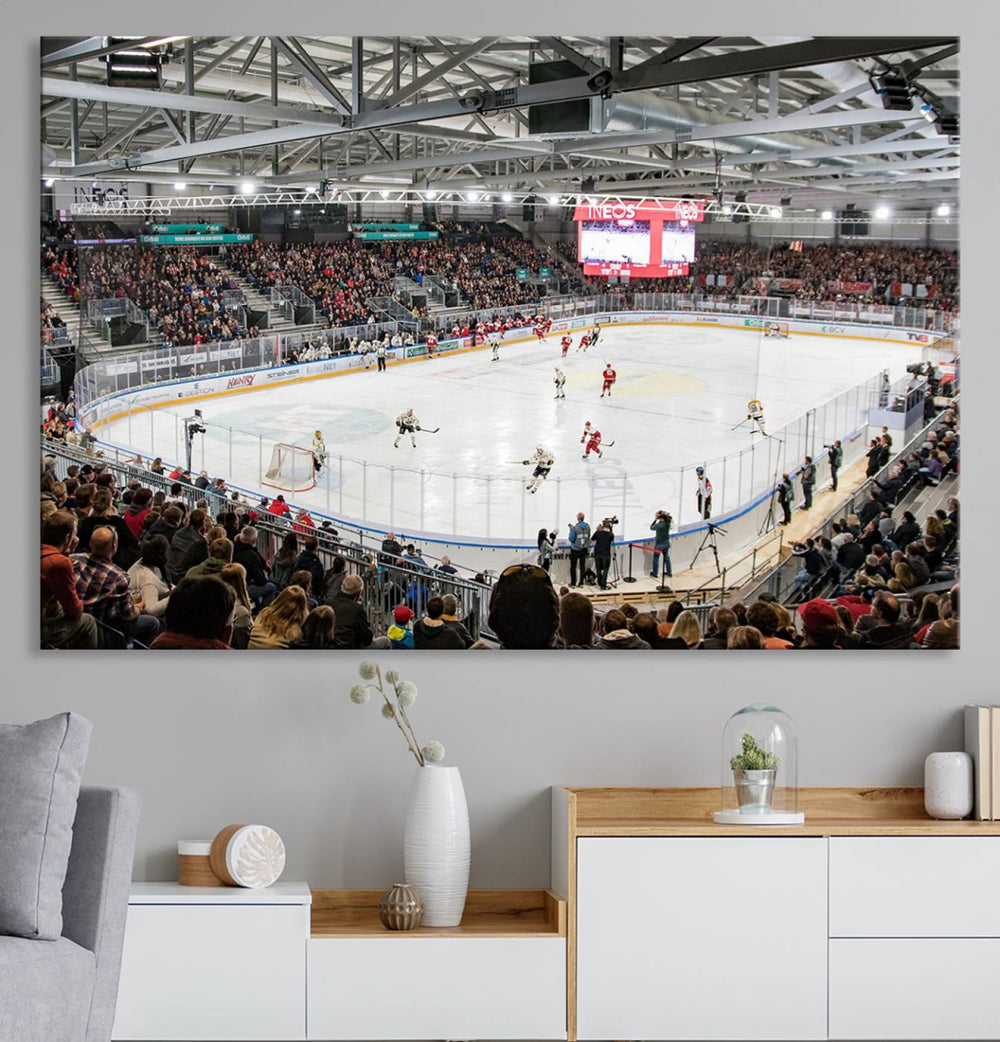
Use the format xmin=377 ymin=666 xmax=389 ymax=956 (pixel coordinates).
xmin=737 ymin=397 xmax=960 ymax=606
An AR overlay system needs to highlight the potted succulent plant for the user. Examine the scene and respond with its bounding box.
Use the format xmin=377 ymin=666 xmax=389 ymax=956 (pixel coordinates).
xmin=730 ymin=733 xmax=780 ymax=812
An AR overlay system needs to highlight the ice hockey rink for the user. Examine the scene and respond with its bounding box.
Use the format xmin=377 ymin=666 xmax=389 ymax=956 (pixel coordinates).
xmin=99 ymin=323 xmax=926 ymax=544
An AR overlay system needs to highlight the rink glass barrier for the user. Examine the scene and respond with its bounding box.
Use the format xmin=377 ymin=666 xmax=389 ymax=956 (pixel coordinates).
xmin=71 ymin=298 xmax=957 ymax=552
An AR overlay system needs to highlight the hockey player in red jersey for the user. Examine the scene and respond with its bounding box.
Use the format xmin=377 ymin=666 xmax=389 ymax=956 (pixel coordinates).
xmin=560 ymin=335 xmax=572 ymax=357
xmin=534 ymin=319 xmax=547 ymax=342
xmin=601 ymin=363 xmax=617 ymax=398
xmin=582 ymin=429 xmax=604 ymax=460
xmin=543 ymin=317 xmax=553 ymax=335
xmin=425 ymin=331 xmax=438 ymax=359
xmin=579 ymin=333 xmax=591 ymax=352
xmin=580 ymin=420 xmax=592 ymax=445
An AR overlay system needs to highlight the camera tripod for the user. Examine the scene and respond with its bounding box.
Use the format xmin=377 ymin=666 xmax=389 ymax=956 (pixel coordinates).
xmin=690 ymin=522 xmax=727 ymax=577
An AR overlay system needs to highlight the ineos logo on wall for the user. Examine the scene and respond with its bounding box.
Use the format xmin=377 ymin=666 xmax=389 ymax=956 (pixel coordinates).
xmin=589 ymin=203 xmax=637 ymax=221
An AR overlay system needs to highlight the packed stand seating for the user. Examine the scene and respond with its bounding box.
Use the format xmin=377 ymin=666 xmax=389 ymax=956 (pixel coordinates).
xmin=224 ymin=227 xmax=587 ymax=324
xmin=551 ymin=238 xmax=958 ymax=312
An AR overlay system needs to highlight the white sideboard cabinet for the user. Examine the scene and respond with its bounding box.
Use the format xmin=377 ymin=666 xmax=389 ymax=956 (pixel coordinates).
xmin=555 ymin=787 xmax=1000 ymax=1042
xmin=111 ymin=883 xmax=311 ymax=1041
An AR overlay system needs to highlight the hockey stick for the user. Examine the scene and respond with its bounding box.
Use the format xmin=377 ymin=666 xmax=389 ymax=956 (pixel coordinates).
xmin=420 ymin=427 xmax=440 ymax=434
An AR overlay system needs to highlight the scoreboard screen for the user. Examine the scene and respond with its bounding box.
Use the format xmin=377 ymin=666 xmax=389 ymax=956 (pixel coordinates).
xmin=574 ymin=200 xmax=704 ymax=278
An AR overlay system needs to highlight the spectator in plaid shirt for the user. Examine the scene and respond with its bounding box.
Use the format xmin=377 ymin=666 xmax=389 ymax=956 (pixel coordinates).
xmin=73 ymin=526 xmax=160 ymax=648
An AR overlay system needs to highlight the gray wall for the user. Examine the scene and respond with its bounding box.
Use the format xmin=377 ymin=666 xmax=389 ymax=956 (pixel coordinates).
xmin=13 ymin=3 xmax=991 ymax=893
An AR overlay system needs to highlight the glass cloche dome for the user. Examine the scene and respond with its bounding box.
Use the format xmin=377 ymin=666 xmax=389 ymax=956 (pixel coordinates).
xmin=713 ymin=704 xmax=804 ymax=825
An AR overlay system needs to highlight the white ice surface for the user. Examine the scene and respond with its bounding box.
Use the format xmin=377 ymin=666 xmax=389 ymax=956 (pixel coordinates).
xmin=100 ymin=325 xmax=923 ymax=544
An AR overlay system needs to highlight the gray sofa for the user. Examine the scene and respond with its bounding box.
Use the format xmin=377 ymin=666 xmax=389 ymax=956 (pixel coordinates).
xmin=0 ymin=786 xmax=142 ymax=1042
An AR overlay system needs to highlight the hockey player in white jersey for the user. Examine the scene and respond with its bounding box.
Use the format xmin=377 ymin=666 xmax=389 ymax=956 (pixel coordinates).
xmin=523 ymin=446 xmax=555 ymax=493
xmin=312 ymin=430 xmax=327 ymax=474
xmin=394 ymin=409 xmax=421 ymax=448
xmin=746 ymin=398 xmax=767 ymax=435
xmin=553 ymin=367 xmax=566 ymax=399
xmin=360 ymin=339 xmax=374 ymax=369
xmin=490 ymin=335 xmax=501 ymax=362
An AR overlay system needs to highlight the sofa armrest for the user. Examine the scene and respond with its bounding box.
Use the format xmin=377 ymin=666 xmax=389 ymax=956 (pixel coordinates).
xmin=62 ymin=786 xmax=141 ymax=1042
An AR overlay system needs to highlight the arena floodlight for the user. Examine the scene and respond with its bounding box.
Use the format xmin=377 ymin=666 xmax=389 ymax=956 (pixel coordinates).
xmin=936 ymin=203 xmax=951 ymax=217
xmin=44 ymin=177 xmax=55 ymax=188
xmin=821 ymin=210 xmax=833 ymax=220
xmin=769 ymin=206 xmax=783 ymax=219
xmin=466 ymin=190 xmax=479 ymax=202
xmin=293 ymin=209 xmax=301 ymax=216
xmin=547 ymin=193 xmax=560 ymax=207
xmin=425 ymin=189 xmax=437 ymax=199
xmin=874 ymin=206 xmax=891 ymax=220
xmin=240 ymin=180 xmax=256 ymax=195
xmin=502 ymin=192 xmax=513 ymax=203
xmin=722 ymin=204 xmax=732 ymax=216
xmin=173 ymin=181 xmax=186 ymax=191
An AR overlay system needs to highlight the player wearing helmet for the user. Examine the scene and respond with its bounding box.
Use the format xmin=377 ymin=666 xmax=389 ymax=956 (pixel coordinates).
xmin=553 ymin=368 xmax=566 ymax=399
xmin=311 ymin=430 xmax=327 ymax=474
xmin=601 ymin=363 xmax=617 ymax=398
xmin=696 ymin=466 xmax=713 ymax=518
xmin=394 ymin=409 xmax=421 ymax=448
xmin=523 ymin=446 xmax=555 ymax=493
xmin=582 ymin=429 xmax=603 ymax=460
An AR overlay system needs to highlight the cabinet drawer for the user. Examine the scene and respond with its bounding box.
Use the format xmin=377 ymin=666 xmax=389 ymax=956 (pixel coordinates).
xmin=113 ymin=904 xmax=308 ymax=1040
xmin=830 ymin=938 xmax=1000 ymax=1039
xmin=576 ymin=837 xmax=827 ymax=1040
xmin=307 ymin=936 xmax=566 ymax=1040
xmin=829 ymin=837 xmax=1000 ymax=937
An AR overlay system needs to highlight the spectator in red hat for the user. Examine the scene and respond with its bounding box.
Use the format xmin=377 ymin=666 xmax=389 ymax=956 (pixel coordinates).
xmin=387 ymin=604 xmax=415 ymax=649
xmin=797 ymin=598 xmax=845 ymax=649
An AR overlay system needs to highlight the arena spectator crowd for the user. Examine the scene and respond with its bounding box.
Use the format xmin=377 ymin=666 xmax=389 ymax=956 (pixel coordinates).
xmin=554 ymin=238 xmax=959 ymax=312
xmin=44 ymin=218 xmax=957 ymax=355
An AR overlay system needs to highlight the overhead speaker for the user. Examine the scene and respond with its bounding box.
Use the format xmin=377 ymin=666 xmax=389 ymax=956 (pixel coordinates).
xmin=528 ymin=60 xmax=592 ymax=135
xmin=523 ymin=196 xmax=536 ymax=223
xmin=733 ymin=191 xmax=749 ymax=224
xmin=422 ymin=203 xmax=438 ymax=223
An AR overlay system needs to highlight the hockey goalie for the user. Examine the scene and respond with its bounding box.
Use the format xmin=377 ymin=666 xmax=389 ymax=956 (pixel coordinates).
xmin=764 ymin=321 xmax=790 ymax=339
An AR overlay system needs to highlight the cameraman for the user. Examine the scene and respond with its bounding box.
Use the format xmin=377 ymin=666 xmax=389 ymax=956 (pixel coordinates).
xmin=825 ymin=440 xmax=843 ymax=491
xmin=592 ymin=519 xmax=615 ymax=590
xmin=649 ymin=510 xmax=673 ymax=585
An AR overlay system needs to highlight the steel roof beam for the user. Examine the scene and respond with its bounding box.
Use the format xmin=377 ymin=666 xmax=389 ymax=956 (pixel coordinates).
xmin=376 ymin=38 xmax=499 ymax=109
xmin=270 ymin=36 xmax=352 ymax=116
xmin=610 ymin=36 xmax=957 ymax=94
xmin=42 ymin=36 xmax=185 ymax=69
xmin=41 ymin=75 xmax=344 ymax=126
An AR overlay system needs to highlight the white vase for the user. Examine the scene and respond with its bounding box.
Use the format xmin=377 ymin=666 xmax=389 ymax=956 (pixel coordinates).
xmin=404 ymin=764 xmax=470 ymax=927
xmin=924 ymin=751 xmax=974 ymax=820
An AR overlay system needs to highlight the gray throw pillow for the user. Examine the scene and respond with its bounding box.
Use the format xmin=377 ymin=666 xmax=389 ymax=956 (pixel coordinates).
xmin=0 ymin=712 xmax=92 ymax=939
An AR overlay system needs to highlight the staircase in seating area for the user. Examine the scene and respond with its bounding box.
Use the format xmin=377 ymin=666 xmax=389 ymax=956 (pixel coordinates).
xmin=40 ymin=274 xmax=106 ymax=357
xmin=214 ymin=261 xmax=302 ymax=335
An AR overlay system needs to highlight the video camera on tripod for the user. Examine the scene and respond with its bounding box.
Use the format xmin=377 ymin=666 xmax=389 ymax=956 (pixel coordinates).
xmin=601 ymin=515 xmax=619 ymax=529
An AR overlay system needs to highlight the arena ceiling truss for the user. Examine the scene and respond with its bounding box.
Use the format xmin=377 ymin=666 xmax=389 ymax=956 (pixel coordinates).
xmin=40 ymin=35 xmax=960 ymax=215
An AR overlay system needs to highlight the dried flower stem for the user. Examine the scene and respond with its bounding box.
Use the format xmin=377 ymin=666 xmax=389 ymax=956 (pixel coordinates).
xmin=375 ymin=665 xmax=424 ymax=766
xmin=391 ymin=678 xmax=425 ymax=765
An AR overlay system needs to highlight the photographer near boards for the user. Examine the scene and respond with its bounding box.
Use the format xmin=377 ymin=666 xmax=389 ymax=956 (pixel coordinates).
xmin=649 ymin=510 xmax=673 ymax=584
xmin=592 ymin=519 xmax=615 ymax=590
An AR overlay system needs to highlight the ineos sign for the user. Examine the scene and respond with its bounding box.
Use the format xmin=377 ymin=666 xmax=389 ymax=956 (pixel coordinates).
xmin=674 ymin=201 xmax=699 ymax=222
xmin=589 ymin=203 xmax=637 ymax=221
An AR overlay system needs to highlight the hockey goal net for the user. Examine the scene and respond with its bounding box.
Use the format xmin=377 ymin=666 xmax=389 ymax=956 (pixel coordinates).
xmin=763 ymin=321 xmax=791 ymax=338
xmin=263 ymin=443 xmax=316 ymax=492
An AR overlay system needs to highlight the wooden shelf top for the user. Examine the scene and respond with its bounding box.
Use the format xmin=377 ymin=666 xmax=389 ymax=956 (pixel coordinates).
xmin=559 ymin=787 xmax=1000 ymax=837
xmin=310 ymin=889 xmax=566 ymax=939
